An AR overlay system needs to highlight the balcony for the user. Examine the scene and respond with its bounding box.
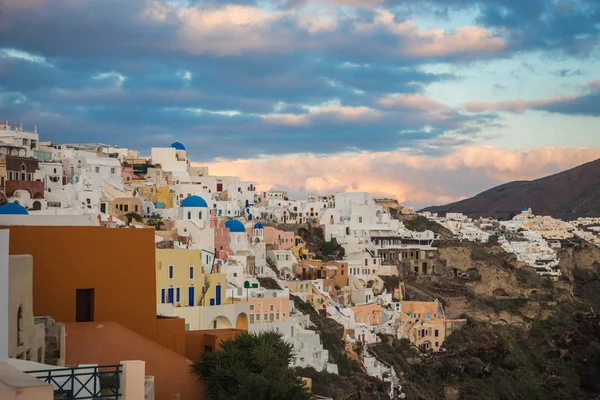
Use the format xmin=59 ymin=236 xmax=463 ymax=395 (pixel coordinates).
xmin=25 ymin=364 xmax=122 ymax=399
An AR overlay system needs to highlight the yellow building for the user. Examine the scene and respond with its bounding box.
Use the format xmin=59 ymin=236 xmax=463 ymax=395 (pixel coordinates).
xmin=290 ymin=235 xmax=314 ymax=261
xmin=284 ymin=280 xmax=331 ymax=309
xmin=138 ymin=184 xmax=174 ymax=209
xmin=155 ymin=249 xmax=224 ymax=307
xmin=155 ymin=249 xmax=249 ymax=330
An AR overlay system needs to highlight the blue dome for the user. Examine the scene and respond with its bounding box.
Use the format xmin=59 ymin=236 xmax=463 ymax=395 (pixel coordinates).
xmin=254 ymin=222 xmax=264 ymax=229
xmin=522 ymin=207 xmax=529 ymax=211
xmin=181 ymin=196 xmax=207 ymax=208
xmin=170 ymin=141 xmax=186 ymax=151
xmin=0 ymin=203 xmax=29 ymax=215
xmin=225 ymin=219 xmax=246 ymax=233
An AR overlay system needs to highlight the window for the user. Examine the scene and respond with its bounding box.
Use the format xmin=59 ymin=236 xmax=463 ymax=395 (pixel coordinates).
xmin=264 ymin=314 xmax=268 ymax=321
xmin=17 ymin=305 xmax=23 ymax=346
xmin=364 ymin=259 xmax=368 ymax=266
xmin=189 ymin=266 xmax=194 ymax=280
xmin=270 ymin=305 xmax=274 ymax=312
xmin=256 ymin=314 xmax=260 ymax=321
xmin=95 ymin=166 xmax=100 ymax=173
xmin=176 ymin=287 xmax=181 ymax=303
xmin=373 ymin=258 xmax=376 ymax=265
xmin=426 ymin=313 xmax=431 ymax=320
xmin=124 ymin=205 xmax=129 ymax=212
xmin=233 ymin=272 xmax=237 ymax=277
xmin=213 ymin=320 xmax=217 ymax=329
xmin=250 ymin=314 xmax=255 ymax=323
xmin=250 ymin=305 xmax=254 ymax=311
xmin=283 ymin=313 xmax=286 ymax=318
xmin=37 ymin=347 xmax=43 ymax=362
xmin=434 ymin=330 xmax=439 ymax=337
xmin=359 ymin=217 xmax=363 ymax=223
xmin=276 ymin=312 xmax=280 ymax=320
xmin=111 ymin=167 xmax=115 ymax=174
xmin=270 ymin=313 xmax=274 ymax=322
xmin=168 ymin=265 xmax=174 ymax=279
xmin=161 ymin=288 xmax=166 ymax=303
xmin=435 ymin=342 xmax=439 ymax=347
xmin=26 ymin=350 xmax=31 ymax=361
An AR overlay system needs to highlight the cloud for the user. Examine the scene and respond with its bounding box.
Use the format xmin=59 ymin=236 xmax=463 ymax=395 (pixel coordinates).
xmin=261 ymin=105 xmax=383 ymax=126
xmin=0 ymin=0 xmax=598 ymax=161
xmin=462 ymin=80 xmax=600 ymax=116
xmin=205 ymin=145 xmax=600 ymax=208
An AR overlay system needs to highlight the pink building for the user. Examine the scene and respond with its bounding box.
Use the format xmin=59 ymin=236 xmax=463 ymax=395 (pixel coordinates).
xmin=213 ymin=211 xmax=232 ymax=260
xmin=122 ymin=166 xmax=137 ymax=182
xmin=245 ymin=226 xmax=294 ymax=250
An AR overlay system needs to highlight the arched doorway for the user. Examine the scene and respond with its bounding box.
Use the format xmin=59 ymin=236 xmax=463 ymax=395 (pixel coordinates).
xmin=235 ymin=313 xmax=248 ymax=330
xmin=209 ymin=316 xmax=233 ymax=330
xmin=32 ymin=201 xmax=42 ymax=210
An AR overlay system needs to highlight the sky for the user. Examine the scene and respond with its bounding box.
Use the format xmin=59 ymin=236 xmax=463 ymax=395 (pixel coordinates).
xmin=1 ymin=0 xmax=599 ymax=208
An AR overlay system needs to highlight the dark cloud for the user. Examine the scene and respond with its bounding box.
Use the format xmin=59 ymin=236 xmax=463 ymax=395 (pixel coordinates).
xmin=0 ymin=0 xmax=598 ymax=161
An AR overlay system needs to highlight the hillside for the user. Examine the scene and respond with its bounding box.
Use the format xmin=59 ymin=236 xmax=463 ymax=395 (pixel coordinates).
xmin=422 ymin=158 xmax=600 ymax=220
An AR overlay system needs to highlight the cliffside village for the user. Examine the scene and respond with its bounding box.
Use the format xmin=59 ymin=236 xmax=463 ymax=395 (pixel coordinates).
xmin=0 ymin=122 xmax=596 ymax=399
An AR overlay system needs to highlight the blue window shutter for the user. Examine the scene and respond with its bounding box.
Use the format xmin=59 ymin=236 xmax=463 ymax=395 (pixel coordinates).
xmin=210 ymin=298 xmax=215 ymax=306
xmin=168 ymin=288 xmax=174 ymax=303
xmin=188 ymin=287 xmax=195 ymax=306
xmin=161 ymin=289 xmax=166 ymax=303
xmin=176 ymin=287 xmax=181 ymax=303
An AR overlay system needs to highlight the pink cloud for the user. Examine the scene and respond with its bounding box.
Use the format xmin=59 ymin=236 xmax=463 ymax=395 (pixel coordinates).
xmin=377 ymin=94 xmax=451 ymax=111
xmin=356 ymin=11 xmax=505 ymax=58
xmin=590 ymin=80 xmax=600 ymax=91
xmin=261 ymin=106 xmax=382 ymax=126
xmin=204 ymin=146 xmax=600 ymax=207
xmin=404 ymin=26 xmax=506 ymax=57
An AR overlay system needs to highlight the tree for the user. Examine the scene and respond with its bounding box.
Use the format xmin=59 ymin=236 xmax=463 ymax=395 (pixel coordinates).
xmin=191 ymin=331 xmax=311 ymax=400
xmin=124 ymin=212 xmax=143 ymax=223
xmin=147 ymin=212 xmax=164 ymax=229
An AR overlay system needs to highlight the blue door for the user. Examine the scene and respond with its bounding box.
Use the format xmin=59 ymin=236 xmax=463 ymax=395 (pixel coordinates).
xmin=215 ymin=285 xmax=222 ymax=306
xmin=167 ymin=288 xmax=174 ymax=304
xmin=188 ymin=287 xmax=195 ymax=307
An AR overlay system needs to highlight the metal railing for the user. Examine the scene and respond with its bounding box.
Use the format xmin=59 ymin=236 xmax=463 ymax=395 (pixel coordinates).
xmin=26 ymin=364 xmax=122 ymax=400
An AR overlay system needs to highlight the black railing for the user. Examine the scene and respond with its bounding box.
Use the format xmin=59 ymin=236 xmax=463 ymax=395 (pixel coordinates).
xmin=25 ymin=364 xmax=122 ymax=399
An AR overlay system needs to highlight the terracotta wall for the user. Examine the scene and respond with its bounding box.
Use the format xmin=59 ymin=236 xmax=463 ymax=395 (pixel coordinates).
xmin=2 ymin=226 xmax=159 ymax=341
xmin=184 ymin=329 xmax=244 ymax=362
xmin=65 ymin=322 xmax=204 ymax=400
xmin=156 ymin=317 xmax=186 ymax=356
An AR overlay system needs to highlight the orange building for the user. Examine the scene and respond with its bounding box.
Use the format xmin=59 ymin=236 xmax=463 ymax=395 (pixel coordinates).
xmin=400 ymin=300 xmax=466 ymax=352
xmin=2 ymin=225 xmax=243 ymax=400
xmin=248 ymin=290 xmax=290 ymax=325
xmin=296 ymin=260 xmax=348 ymax=288
xmin=351 ymin=304 xmax=384 ymax=326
